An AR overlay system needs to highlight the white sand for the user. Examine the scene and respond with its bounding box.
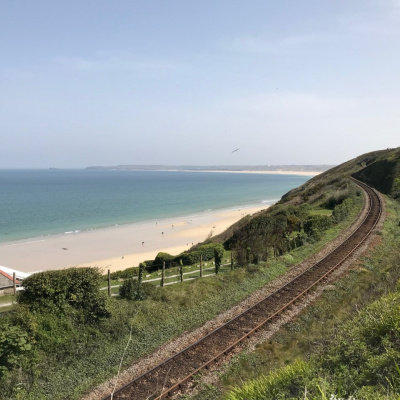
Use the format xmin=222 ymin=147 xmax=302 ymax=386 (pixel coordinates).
xmin=0 ymin=205 xmax=268 ymax=274
xmin=181 ymin=170 xmax=322 ymax=176
xmin=0 ymin=169 xmax=320 ymax=274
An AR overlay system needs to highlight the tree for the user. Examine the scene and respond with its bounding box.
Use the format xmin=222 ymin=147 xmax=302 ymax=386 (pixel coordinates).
xmin=246 ymin=247 xmax=252 ymax=265
xmin=287 ymin=214 xmax=301 ymax=233
xmin=214 ymin=244 xmax=224 ymax=274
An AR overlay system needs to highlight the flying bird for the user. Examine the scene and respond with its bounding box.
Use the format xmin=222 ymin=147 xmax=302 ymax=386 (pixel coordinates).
xmin=232 ymin=148 xmax=240 ymax=153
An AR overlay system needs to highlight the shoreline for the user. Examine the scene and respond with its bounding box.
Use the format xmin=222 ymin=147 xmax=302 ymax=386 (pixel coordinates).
xmin=0 ymin=199 xmax=276 ymax=247
xmin=180 ymin=170 xmax=322 ymax=176
xmin=0 ymin=203 xmax=270 ymax=274
xmin=0 ymin=170 xmax=317 ymax=247
xmin=89 ymin=168 xmax=323 ymax=177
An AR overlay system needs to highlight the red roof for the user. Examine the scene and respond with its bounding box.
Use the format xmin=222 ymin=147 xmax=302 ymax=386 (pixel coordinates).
xmin=0 ymin=269 xmax=21 ymax=285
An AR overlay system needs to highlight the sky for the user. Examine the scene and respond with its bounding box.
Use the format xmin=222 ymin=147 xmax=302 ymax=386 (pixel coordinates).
xmin=1 ymin=1 xmax=399 ymax=168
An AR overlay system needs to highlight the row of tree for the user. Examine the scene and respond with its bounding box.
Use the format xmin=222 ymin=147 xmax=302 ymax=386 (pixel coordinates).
xmin=228 ymin=192 xmax=358 ymax=267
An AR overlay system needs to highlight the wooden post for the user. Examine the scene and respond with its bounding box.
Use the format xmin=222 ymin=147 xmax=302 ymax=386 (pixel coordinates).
xmin=200 ymin=254 xmax=203 ymax=278
xmin=230 ymin=253 xmax=233 ymax=270
xmin=13 ymin=272 xmax=16 ymax=296
xmin=138 ymin=263 xmax=144 ymax=284
xmin=161 ymin=262 xmax=165 ymax=287
xmin=179 ymin=259 xmax=183 ymax=282
xmin=108 ymin=269 xmax=111 ymax=297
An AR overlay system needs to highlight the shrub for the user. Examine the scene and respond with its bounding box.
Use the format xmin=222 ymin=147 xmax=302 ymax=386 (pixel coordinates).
xmin=214 ymin=244 xmax=225 ymax=274
xmin=110 ymin=267 xmax=138 ymax=280
xmin=0 ymin=321 xmax=32 ymax=378
xmin=18 ymin=267 xmax=108 ymax=321
xmin=332 ymin=197 xmax=355 ymax=224
xmin=304 ymin=215 xmax=332 ymax=237
xmin=324 ymin=190 xmax=350 ymax=209
xmin=151 ymin=252 xmax=174 ymax=271
xmin=119 ymin=278 xmax=143 ymax=301
xmin=175 ymin=243 xmax=223 ymax=266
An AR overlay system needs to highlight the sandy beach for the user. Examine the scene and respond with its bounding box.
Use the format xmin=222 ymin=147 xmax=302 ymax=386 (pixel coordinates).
xmin=0 ymin=205 xmax=269 ymax=274
xmin=0 ymin=170 xmax=321 ymax=275
xmin=181 ymin=170 xmax=323 ymax=176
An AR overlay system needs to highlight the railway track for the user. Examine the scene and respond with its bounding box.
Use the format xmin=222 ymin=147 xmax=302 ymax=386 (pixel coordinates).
xmin=104 ymin=179 xmax=382 ymax=400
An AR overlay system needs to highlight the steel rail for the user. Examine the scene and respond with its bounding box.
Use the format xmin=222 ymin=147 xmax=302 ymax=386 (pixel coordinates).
xmin=104 ymin=179 xmax=382 ymax=400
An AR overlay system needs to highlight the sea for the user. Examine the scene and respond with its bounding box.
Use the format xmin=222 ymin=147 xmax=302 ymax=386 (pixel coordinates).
xmin=0 ymin=169 xmax=312 ymax=244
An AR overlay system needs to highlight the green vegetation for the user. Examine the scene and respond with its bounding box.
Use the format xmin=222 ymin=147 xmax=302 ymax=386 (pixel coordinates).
xmin=226 ymin=179 xmax=360 ymax=267
xmin=3 ymin=147 xmax=400 ymax=399
xmin=226 ymin=289 xmax=400 ymax=399
xmin=0 ymin=294 xmax=15 ymax=305
xmin=214 ymin=244 xmax=225 ymax=274
xmin=147 ymin=243 xmax=225 ymax=273
xmin=0 ymin=264 xmax=290 ymax=399
xmin=0 ymin=188 xmax=363 ymax=399
xmin=18 ymin=267 xmax=109 ymax=321
xmin=0 ymin=294 xmax=17 ymax=313
xmin=186 ymin=196 xmax=400 ymax=400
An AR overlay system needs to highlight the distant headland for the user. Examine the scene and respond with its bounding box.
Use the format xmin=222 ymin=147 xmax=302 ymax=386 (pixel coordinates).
xmin=86 ymin=164 xmax=334 ymax=174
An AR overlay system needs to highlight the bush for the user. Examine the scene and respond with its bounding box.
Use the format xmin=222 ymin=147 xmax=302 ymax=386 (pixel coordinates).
xmin=0 ymin=321 xmax=32 ymax=378
xmin=110 ymin=267 xmax=138 ymax=280
xmin=324 ymin=190 xmax=351 ymax=209
xmin=175 ymin=243 xmax=223 ymax=266
xmin=119 ymin=278 xmax=143 ymax=301
xmin=214 ymin=244 xmax=225 ymax=274
xmin=332 ymin=197 xmax=355 ymax=224
xmin=151 ymin=252 xmax=174 ymax=271
xmin=303 ymin=215 xmax=332 ymax=237
xmin=18 ymin=267 xmax=109 ymax=321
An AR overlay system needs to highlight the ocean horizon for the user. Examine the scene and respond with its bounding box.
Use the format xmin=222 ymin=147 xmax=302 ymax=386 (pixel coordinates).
xmin=0 ymin=169 xmax=312 ymax=244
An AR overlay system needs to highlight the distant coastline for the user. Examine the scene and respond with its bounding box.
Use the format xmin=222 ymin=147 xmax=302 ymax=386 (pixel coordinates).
xmin=179 ymin=169 xmax=323 ymax=176
xmin=86 ymin=164 xmax=333 ymax=176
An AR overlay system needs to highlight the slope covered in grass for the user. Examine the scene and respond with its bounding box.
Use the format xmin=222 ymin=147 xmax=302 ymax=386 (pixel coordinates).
xmin=185 ymin=148 xmax=400 ymax=400
xmin=2 ymin=147 xmax=400 ymax=399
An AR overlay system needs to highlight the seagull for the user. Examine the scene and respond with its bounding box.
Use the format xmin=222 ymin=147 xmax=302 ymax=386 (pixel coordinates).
xmin=232 ymin=148 xmax=240 ymax=153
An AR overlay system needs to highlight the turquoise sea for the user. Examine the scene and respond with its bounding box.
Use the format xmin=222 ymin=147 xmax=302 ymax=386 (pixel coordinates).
xmin=0 ymin=169 xmax=311 ymax=244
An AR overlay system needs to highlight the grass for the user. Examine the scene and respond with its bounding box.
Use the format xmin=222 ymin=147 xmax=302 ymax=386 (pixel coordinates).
xmin=0 ymin=185 xmax=364 ymax=399
xmin=0 ymin=294 xmax=16 ymax=313
xmin=0 ymin=294 xmax=16 ymax=305
xmin=0 ymin=304 xmax=15 ymax=313
xmin=14 ymin=263 xmax=290 ymax=399
xmin=100 ymin=253 xmax=234 ymax=287
xmin=185 ymin=196 xmax=400 ymax=400
xmin=309 ymin=209 xmax=333 ymax=216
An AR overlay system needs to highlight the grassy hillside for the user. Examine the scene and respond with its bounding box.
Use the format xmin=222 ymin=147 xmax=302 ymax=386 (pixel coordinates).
xmin=185 ymin=148 xmax=400 ymax=399
xmin=207 ymin=147 xmax=400 ymax=251
xmin=212 ymin=197 xmax=400 ymax=400
xmin=1 ymin=147 xmax=399 ymax=399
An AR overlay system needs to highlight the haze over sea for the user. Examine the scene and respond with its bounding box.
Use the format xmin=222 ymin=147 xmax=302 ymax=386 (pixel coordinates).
xmin=0 ymin=169 xmax=311 ymax=244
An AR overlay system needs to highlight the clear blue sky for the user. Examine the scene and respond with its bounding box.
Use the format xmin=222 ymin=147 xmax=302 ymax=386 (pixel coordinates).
xmin=1 ymin=1 xmax=399 ymax=168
